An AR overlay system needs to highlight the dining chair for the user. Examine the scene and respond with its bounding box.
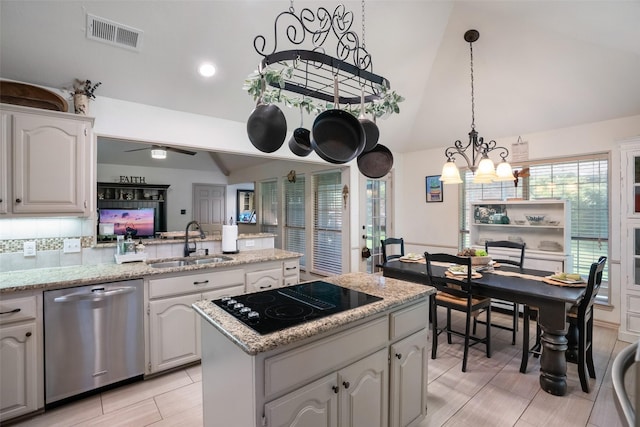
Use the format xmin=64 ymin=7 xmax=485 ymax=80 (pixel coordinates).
xmin=381 ymin=237 xmax=405 ymax=263
xmin=472 ymin=240 xmax=526 ymax=345
xmin=425 ymin=252 xmax=492 ymax=372
xmin=520 ymin=256 xmax=607 ymax=393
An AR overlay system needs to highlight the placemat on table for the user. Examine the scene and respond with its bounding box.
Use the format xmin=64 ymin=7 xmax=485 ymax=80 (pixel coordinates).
xmin=445 ymin=271 xmax=482 ymax=279
xmin=542 ymin=277 xmax=587 ymax=288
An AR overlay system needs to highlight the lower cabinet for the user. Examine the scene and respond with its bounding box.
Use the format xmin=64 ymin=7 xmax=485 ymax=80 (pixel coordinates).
xmin=390 ymin=330 xmax=428 ymax=427
xmin=0 ymin=293 xmax=42 ymax=423
xmin=149 ymin=293 xmax=202 ymax=373
xmin=264 ymin=349 xmax=388 ymax=427
xmin=147 ymin=269 xmax=244 ymax=374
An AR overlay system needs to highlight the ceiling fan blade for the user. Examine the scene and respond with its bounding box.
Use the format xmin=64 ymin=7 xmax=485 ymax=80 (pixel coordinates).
xmin=124 ymin=147 xmax=151 ymax=152
xmin=166 ymin=147 xmax=197 ymax=156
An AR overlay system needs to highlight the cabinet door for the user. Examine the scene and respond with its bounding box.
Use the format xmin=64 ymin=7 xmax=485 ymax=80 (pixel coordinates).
xmin=149 ymin=293 xmax=201 ymax=373
xmin=246 ymin=268 xmax=283 ymax=293
xmin=0 ymin=322 xmax=38 ymax=422
xmin=12 ymin=112 xmax=88 ymax=214
xmin=0 ymin=112 xmax=8 ymax=214
xmin=264 ymin=373 xmax=338 ymax=427
xmin=389 ymin=330 xmax=428 ymax=427
xmin=339 ymin=348 xmax=388 ymax=427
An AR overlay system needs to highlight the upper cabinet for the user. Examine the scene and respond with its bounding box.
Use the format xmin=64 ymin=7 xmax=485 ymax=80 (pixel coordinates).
xmin=0 ymin=104 xmax=94 ymax=217
xmin=470 ymin=199 xmax=572 ymax=271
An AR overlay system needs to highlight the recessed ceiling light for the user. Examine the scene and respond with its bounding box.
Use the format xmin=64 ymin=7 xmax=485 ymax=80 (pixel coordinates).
xmin=198 ymin=63 xmax=216 ymax=77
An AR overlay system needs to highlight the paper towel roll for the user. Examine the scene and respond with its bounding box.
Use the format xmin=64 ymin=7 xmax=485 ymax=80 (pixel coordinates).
xmin=222 ymin=225 xmax=238 ymax=253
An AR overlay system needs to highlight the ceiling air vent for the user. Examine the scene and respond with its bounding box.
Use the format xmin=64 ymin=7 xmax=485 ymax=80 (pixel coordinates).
xmin=86 ymin=14 xmax=143 ymax=51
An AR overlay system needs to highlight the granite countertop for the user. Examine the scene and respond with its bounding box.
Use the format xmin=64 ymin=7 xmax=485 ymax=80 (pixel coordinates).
xmin=193 ymin=272 xmax=435 ymax=355
xmin=0 ymin=248 xmax=302 ymax=293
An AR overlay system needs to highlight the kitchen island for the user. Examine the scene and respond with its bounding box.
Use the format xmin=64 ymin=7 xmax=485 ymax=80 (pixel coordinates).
xmin=193 ymin=272 xmax=435 ymax=427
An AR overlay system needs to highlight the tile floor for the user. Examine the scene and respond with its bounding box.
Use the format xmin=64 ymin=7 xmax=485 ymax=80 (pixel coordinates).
xmin=10 ymin=312 xmax=631 ymax=427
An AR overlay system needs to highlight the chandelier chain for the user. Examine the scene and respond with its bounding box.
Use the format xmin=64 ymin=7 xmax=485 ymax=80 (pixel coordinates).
xmin=469 ymin=41 xmax=475 ymax=131
xmin=362 ymin=0 xmax=366 ymax=50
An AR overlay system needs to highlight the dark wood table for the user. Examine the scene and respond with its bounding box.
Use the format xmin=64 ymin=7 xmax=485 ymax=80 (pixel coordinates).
xmin=382 ymin=260 xmax=586 ymax=396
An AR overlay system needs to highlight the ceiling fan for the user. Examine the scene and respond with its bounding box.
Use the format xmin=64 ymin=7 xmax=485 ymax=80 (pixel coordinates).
xmin=125 ymin=145 xmax=197 ymax=159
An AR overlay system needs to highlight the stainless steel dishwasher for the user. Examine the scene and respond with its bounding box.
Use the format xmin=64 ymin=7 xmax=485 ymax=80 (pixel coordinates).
xmin=44 ymin=279 xmax=144 ymax=405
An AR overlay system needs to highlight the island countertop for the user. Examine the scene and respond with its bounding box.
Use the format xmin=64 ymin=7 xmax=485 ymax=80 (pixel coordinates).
xmin=193 ymin=272 xmax=435 ymax=355
xmin=0 ymin=248 xmax=301 ymax=293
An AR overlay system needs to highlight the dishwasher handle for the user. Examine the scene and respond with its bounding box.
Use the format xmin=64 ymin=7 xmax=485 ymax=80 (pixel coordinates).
xmin=53 ymin=286 xmax=137 ymax=303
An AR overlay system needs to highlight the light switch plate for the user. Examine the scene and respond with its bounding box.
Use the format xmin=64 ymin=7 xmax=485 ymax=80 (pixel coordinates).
xmin=245 ymin=240 xmax=255 ymax=247
xmin=63 ymin=238 xmax=82 ymax=253
xmin=23 ymin=241 xmax=36 ymax=257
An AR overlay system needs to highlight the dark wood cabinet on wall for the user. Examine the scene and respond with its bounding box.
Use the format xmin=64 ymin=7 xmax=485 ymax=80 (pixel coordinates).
xmin=97 ymin=182 xmax=170 ymax=234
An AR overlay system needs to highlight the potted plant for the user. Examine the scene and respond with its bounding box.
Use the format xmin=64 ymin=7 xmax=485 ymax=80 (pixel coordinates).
xmin=71 ymin=79 xmax=101 ymax=115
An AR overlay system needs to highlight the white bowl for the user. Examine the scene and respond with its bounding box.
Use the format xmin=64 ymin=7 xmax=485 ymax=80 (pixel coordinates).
xmin=525 ymin=214 xmax=546 ymax=225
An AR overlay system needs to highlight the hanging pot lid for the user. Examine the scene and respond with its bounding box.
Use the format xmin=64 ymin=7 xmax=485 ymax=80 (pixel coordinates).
xmin=357 ymin=144 xmax=393 ymax=178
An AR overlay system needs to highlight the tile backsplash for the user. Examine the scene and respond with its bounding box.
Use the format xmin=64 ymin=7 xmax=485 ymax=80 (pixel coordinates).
xmin=0 ymin=217 xmax=94 ymax=272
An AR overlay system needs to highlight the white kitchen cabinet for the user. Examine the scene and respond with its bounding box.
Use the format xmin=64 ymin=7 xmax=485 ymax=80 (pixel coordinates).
xmin=265 ymin=349 xmax=388 ymax=427
xmin=282 ymin=259 xmax=300 ymax=287
xmin=0 ymin=292 xmax=43 ymax=423
xmin=146 ymin=269 xmax=244 ymax=374
xmin=0 ymin=112 xmax=8 ymax=214
xmin=245 ymin=262 xmax=284 ymax=293
xmin=0 ymin=104 xmax=94 ymax=216
xmin=619 ymin=138 xmax=640 ymax=342
xmin=470 ymin=200 xmax=572 ymax=271
xmin=389 ymin=330 xmax=428 ymax=427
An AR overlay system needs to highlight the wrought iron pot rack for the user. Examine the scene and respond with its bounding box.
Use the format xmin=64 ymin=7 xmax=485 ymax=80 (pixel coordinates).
xmin=252 ymin=4 xmax=391 ymax=106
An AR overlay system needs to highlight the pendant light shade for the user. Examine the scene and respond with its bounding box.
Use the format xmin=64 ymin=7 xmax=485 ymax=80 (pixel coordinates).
xmin=440 ymin=159 xmax=463 ymax=184
xmin=494 ymin=159 xmax=516 ymax=181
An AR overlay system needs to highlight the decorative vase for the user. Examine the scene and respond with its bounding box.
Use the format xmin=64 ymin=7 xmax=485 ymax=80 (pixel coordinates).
xmin=73 ymin=94 xmax=89 ymax=115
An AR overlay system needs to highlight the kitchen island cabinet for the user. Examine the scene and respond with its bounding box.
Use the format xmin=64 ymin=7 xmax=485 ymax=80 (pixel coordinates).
xmin=193 ymin=272 xmax=434 ymax=427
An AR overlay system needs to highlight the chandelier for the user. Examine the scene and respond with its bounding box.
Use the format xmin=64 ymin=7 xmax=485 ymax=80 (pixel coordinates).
xmin=440 ymin=29 xmax=514 ymax=185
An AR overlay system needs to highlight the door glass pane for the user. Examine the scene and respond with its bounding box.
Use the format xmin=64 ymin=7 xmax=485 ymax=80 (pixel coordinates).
xmin=635 ymin=157 xmax=640 ymax=213
xmin=365 ymin=179 xmax=387 ymax=273
xmin=636 ymin=228 xmax=640 ymax=285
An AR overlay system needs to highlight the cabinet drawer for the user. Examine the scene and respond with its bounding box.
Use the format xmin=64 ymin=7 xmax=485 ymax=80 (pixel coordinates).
xmin=246 ymin=268 xmax=282 ymax=293
xmin=283 ymin=260 xmax=299 ymax=275
xmin=264 ymin=315 xmax=388 ymax=398
xmin=149 ymin=269 xmax=244 ymax=299
xmin=389 ymin=300 xmax=428 ymax=340
xmin=0 ymin=296 xmax=37 ymax=325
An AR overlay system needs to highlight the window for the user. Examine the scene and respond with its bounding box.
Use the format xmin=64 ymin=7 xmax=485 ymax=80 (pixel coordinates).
xmin=312 ymin=171 xmax=342 ymax=275
xmin=284 ymin=176 xmax=306 ymax=268
xmin=461 ymin=155 xmax=610 ymax=303
xmin=259 ymin=180 xmax=279 ymax=246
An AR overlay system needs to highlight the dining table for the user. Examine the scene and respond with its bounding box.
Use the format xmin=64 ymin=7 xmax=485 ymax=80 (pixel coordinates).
xmin=381 ymin=258 xmax=587 ymax=396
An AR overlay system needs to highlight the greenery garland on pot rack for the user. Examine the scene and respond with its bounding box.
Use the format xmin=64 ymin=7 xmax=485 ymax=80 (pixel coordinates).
xmin=242 ymin=63 xmax=404 ymax=119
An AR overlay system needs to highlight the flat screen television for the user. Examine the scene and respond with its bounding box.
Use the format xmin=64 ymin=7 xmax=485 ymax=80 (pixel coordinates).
xmin=99 ymin=208 xmax=155 ymax=237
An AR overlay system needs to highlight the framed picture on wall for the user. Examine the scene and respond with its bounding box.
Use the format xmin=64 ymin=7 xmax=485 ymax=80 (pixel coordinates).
xmin=425 ymin=175 xmax=443 ymax=203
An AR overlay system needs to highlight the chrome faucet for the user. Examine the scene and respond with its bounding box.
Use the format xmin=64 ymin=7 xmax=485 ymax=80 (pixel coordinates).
xmin=184 ymin=220 xmax=206 ymax=257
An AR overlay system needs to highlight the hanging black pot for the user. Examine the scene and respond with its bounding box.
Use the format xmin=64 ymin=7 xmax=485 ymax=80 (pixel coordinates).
xmin=311 ymin=76 xmax=365 ymax=164
xmin=246 ymin=77 xmax=287 ymax=153
xmin=288 ymin=106 xmax=312 ymax=157
xmin=357 ymin=143 xmax=393 ymax=178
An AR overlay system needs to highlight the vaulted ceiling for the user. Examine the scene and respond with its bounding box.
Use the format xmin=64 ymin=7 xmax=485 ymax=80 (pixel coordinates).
xmin=2 ymin=1 xmax=640 ymax=162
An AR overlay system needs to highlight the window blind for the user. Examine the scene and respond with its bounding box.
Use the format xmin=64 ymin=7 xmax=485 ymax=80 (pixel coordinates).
xmin=313 ymin=171 xmax=342 ymax=275
xmin=284 ymin=176 xmax=306 ymax=268
xmin=461 ymin=155 xmax=609 ymax=302
xmin=259 ymin=180 xmax=278 ymax=239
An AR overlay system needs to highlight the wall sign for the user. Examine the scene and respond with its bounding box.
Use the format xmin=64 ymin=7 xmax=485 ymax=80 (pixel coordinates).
xmin=426 ymin=175 xmax=443 ymax=203
xmin=119 ymin=176 xmax=147 ymax=184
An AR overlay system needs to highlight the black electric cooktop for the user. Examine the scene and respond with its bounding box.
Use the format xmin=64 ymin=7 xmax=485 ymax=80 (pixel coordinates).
xmin=212 ymin=281 xmax=382 ymax=335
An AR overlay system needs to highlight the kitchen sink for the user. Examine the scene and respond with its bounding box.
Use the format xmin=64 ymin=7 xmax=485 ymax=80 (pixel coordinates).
xmin=191 ymin=256 xmax=233 ymax=264
xmin=147 ymin=260 xmax=191 ymax=268
xmin=146 ymin=255 xmax=234 ymax=268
